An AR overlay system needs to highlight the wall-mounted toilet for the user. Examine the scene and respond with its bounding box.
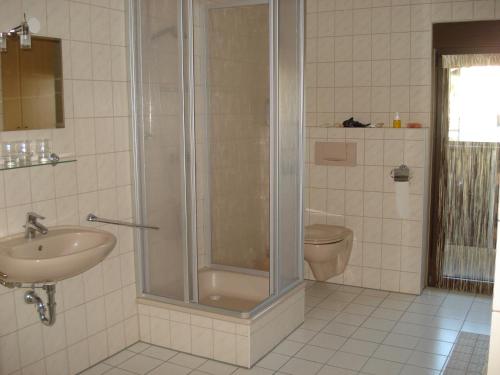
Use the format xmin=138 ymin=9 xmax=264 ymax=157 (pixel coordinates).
xmin=304 ymin=224 xmax=353 ymax=281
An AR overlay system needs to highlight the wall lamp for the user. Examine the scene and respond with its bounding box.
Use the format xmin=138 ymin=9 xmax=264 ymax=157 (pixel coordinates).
xmin=0 ymin=14 xmax=40 ymax=52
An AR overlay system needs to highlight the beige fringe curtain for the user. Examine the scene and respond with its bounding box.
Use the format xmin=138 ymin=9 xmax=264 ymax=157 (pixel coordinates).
xmin=441 ymin=53 xmax=500 ymax=68
xmin=435 ymin=56 xmax=499 ymax=293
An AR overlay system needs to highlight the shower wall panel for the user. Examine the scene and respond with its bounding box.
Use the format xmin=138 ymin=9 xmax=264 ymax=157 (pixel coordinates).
xmin=139 ymin=0 xmax=186 ymax=300
xmin=194 ymin=3 xmax=270 ymax=271
xmin=276 ymin=0 xmax=303 ymax=291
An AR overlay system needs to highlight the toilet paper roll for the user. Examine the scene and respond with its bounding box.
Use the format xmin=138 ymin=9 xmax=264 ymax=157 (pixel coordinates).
xmin=395 ymin=181 xmax=410 ymax=219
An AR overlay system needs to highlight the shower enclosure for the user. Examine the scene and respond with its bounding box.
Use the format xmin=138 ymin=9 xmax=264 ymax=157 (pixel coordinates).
xmin=129 ymin=0 xmax=304 ymax=319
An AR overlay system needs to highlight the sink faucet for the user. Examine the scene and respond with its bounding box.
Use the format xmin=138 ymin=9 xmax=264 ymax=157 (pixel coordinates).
xmin=24 ymin=212 xmax=48 ymax=239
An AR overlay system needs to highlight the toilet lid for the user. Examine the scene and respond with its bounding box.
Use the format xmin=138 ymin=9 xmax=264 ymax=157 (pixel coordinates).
xmin=304 ymin=224 xmax=352 ymax=245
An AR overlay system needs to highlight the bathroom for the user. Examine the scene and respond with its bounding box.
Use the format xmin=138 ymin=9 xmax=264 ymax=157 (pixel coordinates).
xmin=0 ymin=0 xmax=498 ymax=374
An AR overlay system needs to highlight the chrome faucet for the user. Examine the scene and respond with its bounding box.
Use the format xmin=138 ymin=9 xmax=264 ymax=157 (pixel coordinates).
xmin=24 ymin=212 xmax=48 ymax=239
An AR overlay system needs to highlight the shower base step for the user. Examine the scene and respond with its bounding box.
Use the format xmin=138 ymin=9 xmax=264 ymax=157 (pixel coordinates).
xmin=137 ymin=283 xmax=304 ymax=368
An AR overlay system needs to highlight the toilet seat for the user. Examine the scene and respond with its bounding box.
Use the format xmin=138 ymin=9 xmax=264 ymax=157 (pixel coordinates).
xmin=304 ymin=224 xmax=351 ymax=245
xmin=304 ymin=224 xmax=354 ymax=281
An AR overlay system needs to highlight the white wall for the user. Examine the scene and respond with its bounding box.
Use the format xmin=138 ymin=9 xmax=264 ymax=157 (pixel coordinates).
xmin=3 ymin=0 xmax=500 ymax=373
xmin=304 ymin=127 xmax=428 ymax=294
xmin=0 ymin=1 xmax=136 ymax=374
xmin=304 ymin=0 xmax=500 ymax=294
xmin=303 ymin=0 xmax=500 ymax=369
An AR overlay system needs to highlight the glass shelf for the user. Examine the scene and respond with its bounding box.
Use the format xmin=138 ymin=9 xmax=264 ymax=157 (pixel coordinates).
xmin=0 ymin=157 xmax=76 ymax=171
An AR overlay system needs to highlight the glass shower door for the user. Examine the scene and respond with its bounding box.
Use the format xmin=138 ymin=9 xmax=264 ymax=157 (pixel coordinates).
xmin=190 ymin=0 xmax=304 ymax=309
xmin=134 ymin=0 xmax=188 ymax=301
xmin=192 ymin=0 xmax=271 ymax=273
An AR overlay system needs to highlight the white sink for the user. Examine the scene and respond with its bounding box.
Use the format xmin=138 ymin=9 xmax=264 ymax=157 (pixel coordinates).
xmin=0 ymin=226 xmax=117 ymax=284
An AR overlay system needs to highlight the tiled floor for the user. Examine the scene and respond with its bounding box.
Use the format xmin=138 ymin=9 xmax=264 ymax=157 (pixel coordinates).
xmin=80 ymin=281 xmax=492 ymax=375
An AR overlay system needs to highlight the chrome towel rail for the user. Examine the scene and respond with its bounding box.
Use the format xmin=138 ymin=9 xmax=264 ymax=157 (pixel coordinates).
xmin=86 ymin=213 xmax=159 ymax=230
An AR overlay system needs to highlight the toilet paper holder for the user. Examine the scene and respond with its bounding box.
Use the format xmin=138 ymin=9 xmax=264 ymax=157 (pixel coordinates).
xmin=390 ymin=164 xmax=411 ymax=182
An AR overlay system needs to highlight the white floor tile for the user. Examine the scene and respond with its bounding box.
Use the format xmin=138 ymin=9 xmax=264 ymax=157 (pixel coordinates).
xmin=352 ymin=295 xmax=384 ymax=307
xmin=379 ymin=299 xmax=411 ymax=311
xmin=326 ymin=292 xmax=358 ymax=303
xmin=307 ymin=308 xmax=340 ymax=321
xmin=351 ymin=327 xmax=387 ymax=343
xmin=361 ymin=317 xmax=396 ymax=332
xmin=361 ymin=357 xmax=403 ymax=375
xmin=295 ymin=345 xmax=335 ymax=363
xmin=387 ymin=292 xmax=416 ymax=302
xmin=336 ymin=286 xmax=363 ymax=296
xmin=461 ymin=321 xmax=491 ymax=335
xmin=79 ymin=363 xmax=112 ymax=375
xmin=288 ymin=328 xmax=317 ymax=343
xmin=413 ymin=295 xmax=445 ymax=306
xmin=407 ymin=303 xmax=439 ymax=315
xmin=273 ymin=340 xmax=304 ymax=356
xmin=421 ymin=326 xmax=458 ymax=343
xmin=118 ymin=354 xmax=163 ymax=374
xmin=306 ymin=286 xmax=336 ymax=299
xmin=436 ymin=307 xmax=468 ymax=320
xmin=421 ymin=288 xmax=448 ymax=297
xmin=442 ymin=295 xmax=474 ymax=308
xmin=383 ymin=333 xmax=419 ymax=349
xmin=105 ymin=368 xmax=136 ymax=375
xmin=168 ymin=353 xmax=207 ymax=369
xmin=372 ymin=344 xmax=412 ymax=363
xmin=318 ymin=300 xmax=349 ymax=312
xmin=257 ymin=352 xmax=290 ymax=370
xmin=333 ymin=312 xmax=367 ymax=326
xmin=407 ymin=351 xmax=448 ymax=371
xmin=393 ymin=322 xmax=424 ymax=337
xmin=370 ymin=308 xmax=404 ymax=321
xmin=306 ymin=296 xmax=323 ymax=308
xmin=430 ymin=317 xmax=463 ymax=331
xmin=197 ymin=359 xmax=237 ymax=375
xmin=322 ymin=322 xmax=358 ymax=337
xmin=342 ymin=303 xmax=375 ymax=316
xmin=400 ymin=312 xmax=432 ymax=326
xmin=316 ymin=365 xmax=358 ymax=375
xmin=148 ymin=362 xmax=191 ymax=375
xmin=279 ymin=357 xmax=323 ymax=375
xmin=127 ymin=342 xmax=150 ymax=353
xmin=233 ymin=368 xmax=274 ymax=375
xmin=400 ymin=364 xmax=440 ymax=375
xmin=302 ymin=318 xmax=329 ymax=331
xmin=104 ymin=350 xmax=136 ymax=366
xmin=415 ymin=339 xmax=453 ymax=356
xmin=466 ymin=310 xmax=492 ymax=324
xmin=361 ymin=289 xmax=389 ymax=298
xmin=339 ymin=338 xmax=378 ymax=356
xmin=308 ymin=332 xmax=347 ymax=350
xmin=141 ymin=345 xmax=177 ymax=361
xmin=327 ymin=351 xmax=369 ymax=371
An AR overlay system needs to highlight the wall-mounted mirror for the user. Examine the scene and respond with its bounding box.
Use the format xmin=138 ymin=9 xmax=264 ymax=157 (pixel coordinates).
xmin=0 ymin=36 xmax=64 ymax=131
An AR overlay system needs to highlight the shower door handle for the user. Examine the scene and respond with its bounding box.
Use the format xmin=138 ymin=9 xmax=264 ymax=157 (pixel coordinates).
xmin=86 ymin=214 xmax=159 ymax=230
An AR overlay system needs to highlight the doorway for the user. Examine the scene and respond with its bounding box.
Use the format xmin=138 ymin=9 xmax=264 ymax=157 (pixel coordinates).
xmin=429 ymin=22 xmax=500 ymax=294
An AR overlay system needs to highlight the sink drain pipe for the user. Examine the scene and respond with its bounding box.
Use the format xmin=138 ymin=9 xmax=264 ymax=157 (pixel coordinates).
xmin=24 ymin=285 xmax=56 ymax=326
